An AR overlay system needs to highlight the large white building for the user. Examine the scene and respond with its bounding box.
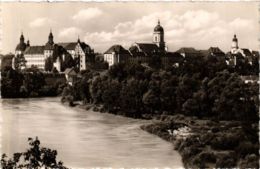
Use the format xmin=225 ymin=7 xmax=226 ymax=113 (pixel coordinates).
xmin=14 ymin=31 xmax=94 ymax=71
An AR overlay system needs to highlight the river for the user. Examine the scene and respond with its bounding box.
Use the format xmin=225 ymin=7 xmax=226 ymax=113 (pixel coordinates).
xmin=0 ymin=97 xmax=183 ymax=168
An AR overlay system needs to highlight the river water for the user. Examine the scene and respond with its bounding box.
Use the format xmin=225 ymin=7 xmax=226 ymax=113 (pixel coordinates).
xmin=0 ymin=97 xmax=183 ymax=168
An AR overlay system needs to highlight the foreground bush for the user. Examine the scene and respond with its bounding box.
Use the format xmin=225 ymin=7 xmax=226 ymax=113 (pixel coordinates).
xmin=1 ymin=137 xmax=68 ymax=169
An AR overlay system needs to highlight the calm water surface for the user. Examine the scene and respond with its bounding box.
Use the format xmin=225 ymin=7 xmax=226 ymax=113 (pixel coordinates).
xmin=0 ymin=97 xmax=183 ymax=168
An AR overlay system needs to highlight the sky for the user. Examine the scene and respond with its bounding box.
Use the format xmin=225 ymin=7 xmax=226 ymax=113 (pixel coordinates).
xmin=1 ymin=2 xmax=259 ymax=54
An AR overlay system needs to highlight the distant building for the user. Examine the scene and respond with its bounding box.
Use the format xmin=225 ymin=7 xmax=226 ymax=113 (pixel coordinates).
xmin=199 ymin=47 xmax=226 ymax=60
xmin=64 ymin=68 xmax=77 ymax=86
xmin=104 ymin=45 xmax=130 ymax=66
xmin=176 ymin=47 xmax=199 ymax=58
xmin=227 ymin=34 xmax=259 ymax=66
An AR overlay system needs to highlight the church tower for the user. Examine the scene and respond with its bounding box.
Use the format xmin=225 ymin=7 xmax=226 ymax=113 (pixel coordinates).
xmin=44 ymin=30 xmax=55 ymax=58
xmin=15 ymin=32 xmax=27 ymax=55
xmin=153 ymin=20 xmax=165 ymax=51
xmin=231 ymin=34 xmax=239 ymax=54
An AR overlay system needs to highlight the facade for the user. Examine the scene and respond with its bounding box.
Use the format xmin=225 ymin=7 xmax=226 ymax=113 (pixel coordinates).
xmin=24 ymin=46 xmax=45 ymax=69
xmin=58 ymin=38 xmax=94 ymax=71
xmin=104 ymin=45 xmax=130 ymax=66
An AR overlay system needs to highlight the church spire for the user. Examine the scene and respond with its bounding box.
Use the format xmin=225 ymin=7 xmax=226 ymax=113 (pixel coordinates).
xmin=158 ymin=19 xmax=160 ymax=25
xmin=77 ymin=35 xmax=80 ymax=43
xmin=27 ymin=39 xmax=30 ymax=47
xmin=20 ymin=31 xmax=24 ymax=43
xmin=48 ymin=29 xmax=54 ymax=45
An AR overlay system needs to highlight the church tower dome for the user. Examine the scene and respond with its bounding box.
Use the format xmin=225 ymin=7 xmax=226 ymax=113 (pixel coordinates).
xmin=153 ymin=20 xmax=165 ymax=51
xmin=15 ymin=32 xmax=27 ymax=52
xmin=154 ymin=20 xmax=164 ymax=33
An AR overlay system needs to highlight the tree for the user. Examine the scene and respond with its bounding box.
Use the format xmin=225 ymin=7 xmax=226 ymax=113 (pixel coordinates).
xmin=102 ymin=79 xmax=122 ymax=112
xmin=13 ymin=54 xmax=27 ymax=70
xmin=45 ymin=56 xmax=53 ymax=72
xmin=1 ymin=137 xmax=68 ymax=169
xmin=120 ymin=79 xmax=148 ymax=118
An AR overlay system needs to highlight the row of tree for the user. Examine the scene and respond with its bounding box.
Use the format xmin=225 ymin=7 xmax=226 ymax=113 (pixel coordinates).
xmin=62 ymin=56 xmax=258 ymax=122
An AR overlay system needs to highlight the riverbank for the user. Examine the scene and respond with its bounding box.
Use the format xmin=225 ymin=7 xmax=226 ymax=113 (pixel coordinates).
xmin=141 ymin=114 xmax=259 ymax=168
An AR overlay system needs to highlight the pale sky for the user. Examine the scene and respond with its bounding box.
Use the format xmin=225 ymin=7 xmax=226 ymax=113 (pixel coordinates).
xmin=1 ymin=2 xmax=259 ymax=54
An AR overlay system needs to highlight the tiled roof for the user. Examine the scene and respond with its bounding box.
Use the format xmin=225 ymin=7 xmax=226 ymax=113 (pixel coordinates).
xmin=164 ymin=52 xmax=184 ymax=61
xmin=64 ymin=68 xmax=76 ymax=75
xmin=45 ymin=43 xmax=55 ymax=50
xmin=58 ymin=42 xmax=78 ymax=50
xmin=136 ymin=43 xmax=160 ymax=54
xmin=24 ymin=46 xmax=44 ymax=55
xmin=104 ymin=45 xmax=130 ymax=54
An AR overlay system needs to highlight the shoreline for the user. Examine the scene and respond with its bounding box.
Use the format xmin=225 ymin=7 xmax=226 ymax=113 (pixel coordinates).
xmin=68 ymin=101 xmax=259 ymax=169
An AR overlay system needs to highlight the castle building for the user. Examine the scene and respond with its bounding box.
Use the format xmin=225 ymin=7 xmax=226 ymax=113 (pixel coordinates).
xmin=14 ymin=31 xmax=94 ymax=72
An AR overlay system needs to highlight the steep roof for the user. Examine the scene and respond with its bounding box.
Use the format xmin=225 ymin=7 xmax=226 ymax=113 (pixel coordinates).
xmin=104 ymin=45 xmax=130 ymax=54
xmin=15 ymin=42 xmax=27 ymax=51
xmin=24 ymin=46 xmax=44 ymax=55
xmin=176 ymin=47 xmax=198 ymax=54
xmin=208 ymin=47 xmax=225 ymax=55
xmin=240 ymin=48 xmax=252 ymax=56
xmin=199 ymin=47 xmax=225 ymax=57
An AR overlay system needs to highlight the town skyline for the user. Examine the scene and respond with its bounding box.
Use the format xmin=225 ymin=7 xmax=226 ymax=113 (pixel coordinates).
xmin=1 ymin=2 xmax=259 ymax=54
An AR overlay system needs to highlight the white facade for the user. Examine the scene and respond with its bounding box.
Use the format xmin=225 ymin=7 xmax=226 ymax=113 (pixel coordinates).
xmin=24 ymin=53 xmax=45 ymax=69
xmin=104 ymin=53 xmax=117 ymax=66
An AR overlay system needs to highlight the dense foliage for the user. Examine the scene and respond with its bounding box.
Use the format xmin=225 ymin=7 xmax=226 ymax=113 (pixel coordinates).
xmin=62 ymin=55 xmax=259 ymax=122
xmin=1 ymin=67 xmax=66 ymax=98
xmin=1 ymin=137 xmax=68 ymax=169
